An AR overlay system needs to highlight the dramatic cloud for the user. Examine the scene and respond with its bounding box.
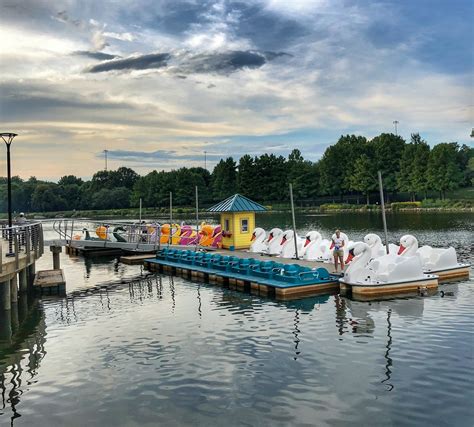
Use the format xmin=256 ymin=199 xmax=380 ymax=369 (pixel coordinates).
xmin=87 ymin=53 xmax=171 ymax=72
xmin=104 ymin=149 xmax=222 ymax=163
xmin=176 ymin=50 xmax=283 ymax=75
xmin=0 ymin=0 xmax=471 ymax=179
xmin=74 ymin=50 xmax=118 ymax=60
xmin=86 ymin=50 xmax=289 ymax=75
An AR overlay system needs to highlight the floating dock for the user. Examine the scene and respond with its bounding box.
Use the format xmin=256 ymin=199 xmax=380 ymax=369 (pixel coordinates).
xmin=144 ymin=248 xmax=340 ymax=300
xmin=33 ymin=269 xmax=66 ymax=295
xmin=120 ymin=254 xmax=155 ymax=265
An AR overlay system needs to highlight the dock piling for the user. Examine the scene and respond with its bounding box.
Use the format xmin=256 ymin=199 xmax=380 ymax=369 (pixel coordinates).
xmin=19 ymin=268 xmax=27 ymax=293
xmin=50 ymin=246 xmax=62 ymax=270
xmin=10 ymin=275 xmax=18 ymax=303
xmin=1 ymin=279 xmax=11 ymax=310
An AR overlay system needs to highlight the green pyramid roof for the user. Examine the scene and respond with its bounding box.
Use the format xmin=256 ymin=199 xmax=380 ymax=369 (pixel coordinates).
xmin=208 ymin=194 xmax=267 ymax=212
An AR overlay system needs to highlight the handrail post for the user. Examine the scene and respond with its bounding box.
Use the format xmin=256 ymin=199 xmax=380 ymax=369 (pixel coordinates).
xmin=34 ymin=225 xmax=38 ymax=259
xmin=39 ymin=223 xmax=44 ymax=256
xmin=26 ymin=226 xmax=31 ymax=263
xmin=14 ymin=229 xmax=19 ymax=268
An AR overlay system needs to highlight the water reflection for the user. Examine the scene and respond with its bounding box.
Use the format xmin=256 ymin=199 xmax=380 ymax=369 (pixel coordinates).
xmin=0 ymin=265 xmax=471 ymax=426
xmin=0 ymin=298 xmax=46 ymax=425
xmin=382 ymin=309 xmax=394 ymax=392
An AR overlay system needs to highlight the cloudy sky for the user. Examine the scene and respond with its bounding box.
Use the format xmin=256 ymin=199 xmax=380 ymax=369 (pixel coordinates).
xmin=0 ymin=0 xmax=472 ymax=180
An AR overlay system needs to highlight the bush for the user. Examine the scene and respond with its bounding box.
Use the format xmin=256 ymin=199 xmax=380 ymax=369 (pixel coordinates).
xmin=391 ymin=201 xmax=422 ymax=210
xmin=320 ymin=203 xmax=354 ymax=211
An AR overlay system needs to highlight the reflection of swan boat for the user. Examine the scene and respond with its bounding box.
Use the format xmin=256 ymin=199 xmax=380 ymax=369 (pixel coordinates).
xmin=340 ymin=242 xmax=438 ymax=298
xmin=398 ymin=235 xmax=470 ymax=281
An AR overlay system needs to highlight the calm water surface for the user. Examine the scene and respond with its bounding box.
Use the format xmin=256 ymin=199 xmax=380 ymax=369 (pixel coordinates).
xmin=0 ymin=212 xmax=473 ymax=426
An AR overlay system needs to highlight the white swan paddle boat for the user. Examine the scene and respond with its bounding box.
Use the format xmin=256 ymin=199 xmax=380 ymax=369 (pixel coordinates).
xmin=279 ymin=230 xmax=305 ymax=259
xmin=301 ymin=231 xmax=332 ymax=261
xmin=364 ymin=233 xmax=399 ymax=258
xmin=339 ymin=241 xmax=438 ymax=298
xmin=249 ymin=227 xmax=268 ymax=253
xmin=398 ymin=234 xmax=470 ymax=281
xmin=265 ymin=228 xmax=284 ymax=256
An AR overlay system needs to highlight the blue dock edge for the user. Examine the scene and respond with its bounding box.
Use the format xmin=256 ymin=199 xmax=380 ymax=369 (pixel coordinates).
xmin=144 ymin=248 xmax=340 ymax=300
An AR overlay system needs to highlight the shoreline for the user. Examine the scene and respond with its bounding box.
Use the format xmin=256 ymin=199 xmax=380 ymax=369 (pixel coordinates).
xmin=1 ymin=206 xmax=472 ymax=221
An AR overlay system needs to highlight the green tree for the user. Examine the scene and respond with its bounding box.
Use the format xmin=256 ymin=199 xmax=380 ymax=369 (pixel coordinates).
xmin=349 ymin=154 xmax=377 ymax=205
xmin=31 ymin=184 xmax=67 ymax=211
xmin=237 ymin=154 xmax=256 ymax=198
xmin=427 ymin=143 xmax=463 ymax=199
xmin=58 ymin=175 xmax=83 ymax=187
xmin=91 ymin=187 xmax=131 ymax=209
xmin=370 ymin=133 xmax=406 ymax=201
xmin=319 ymin=135 xmax=368 ymax=197
xmin=253 ymin=154 xmax=287 ymax=202
xmin=457 ymin=144 xmax=474 ymax=187
xmin=212 ymin=157 xmax=237 ymax=199
xmin=398 ymin=133 xmax=430 ymax=201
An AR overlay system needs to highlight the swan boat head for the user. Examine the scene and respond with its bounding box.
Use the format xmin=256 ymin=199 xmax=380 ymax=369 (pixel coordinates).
xmin=280 ymin=230 xmax=295 ymax=245
xmin=364 ymin=233 xmax=382 ymax=248
xmin=267 ymin=228 xmax=283 ymax=243
xmin=304 ymin=231 xmax=322 ymax=247
xmin=251 ymin=227 xmax=266 ymax=242
xmin=398 ymin=235 xmax=418 ymax=256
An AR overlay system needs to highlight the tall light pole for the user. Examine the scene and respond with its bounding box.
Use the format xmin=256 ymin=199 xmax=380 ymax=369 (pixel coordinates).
xmin=1 ymin=132 xmax=18 ymax=256
xmin=393 ymin=120 xmax=399 ymax=136
xmin=104 ymin=149 xmax=109 ymax=171
xmin=204 ymin=151 xmax=207 ymax=171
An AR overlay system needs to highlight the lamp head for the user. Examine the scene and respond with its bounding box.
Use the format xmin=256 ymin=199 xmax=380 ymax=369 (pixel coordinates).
xmin=0 ymin=133 xmax=18 ymax=146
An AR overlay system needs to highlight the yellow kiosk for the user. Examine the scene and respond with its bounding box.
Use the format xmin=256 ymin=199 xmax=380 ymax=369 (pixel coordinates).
xmin=208 ymin=194 xmax=267 ymax=250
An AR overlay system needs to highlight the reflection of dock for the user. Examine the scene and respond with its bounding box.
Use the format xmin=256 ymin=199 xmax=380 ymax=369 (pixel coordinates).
xmin=0 ymin=298 xmax=46 ymax=423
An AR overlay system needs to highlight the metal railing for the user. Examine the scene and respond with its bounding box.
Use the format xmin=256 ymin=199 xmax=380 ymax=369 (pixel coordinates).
xmin=0 ymin=222 xmax=44 ymax=272
xmin=51 ymin=220 xmax=212 ymax=251
xmin=52 ymin=220 xmax=164 ymax=245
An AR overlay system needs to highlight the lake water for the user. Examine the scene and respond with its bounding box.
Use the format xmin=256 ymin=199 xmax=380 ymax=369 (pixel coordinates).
xmin=1 ymin=212 xmax=473 ymax=426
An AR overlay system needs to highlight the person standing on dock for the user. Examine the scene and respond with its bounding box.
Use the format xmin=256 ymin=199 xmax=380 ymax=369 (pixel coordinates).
xmin=332 ymin=229 xmax=345 ymax=273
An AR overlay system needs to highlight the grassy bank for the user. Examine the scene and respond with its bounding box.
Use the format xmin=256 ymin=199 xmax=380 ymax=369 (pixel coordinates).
xmin=1 ymin=197 xmax=472 ymax=220
xmin=317 ymin=199 xmax=473 ymax=212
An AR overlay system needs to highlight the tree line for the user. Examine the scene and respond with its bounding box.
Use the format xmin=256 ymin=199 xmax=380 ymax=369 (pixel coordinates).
xmin=1 ymin=133 xmax=472 ymax=213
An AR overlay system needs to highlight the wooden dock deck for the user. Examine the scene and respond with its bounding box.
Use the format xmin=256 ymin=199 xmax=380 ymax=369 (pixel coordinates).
xmin=33 ymin=269 xmax=66 ymax=295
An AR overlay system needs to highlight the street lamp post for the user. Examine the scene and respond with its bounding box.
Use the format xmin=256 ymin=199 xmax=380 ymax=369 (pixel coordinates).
xmin=393 ymin=120 xmax=399 ymax=136
xmin=1 ymin=132 xmax=18 ymax=256
xmin=104 ymin=149 xmax=109 ymax=171
xmin=204 ymin=151 xmax=207 ymax=171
